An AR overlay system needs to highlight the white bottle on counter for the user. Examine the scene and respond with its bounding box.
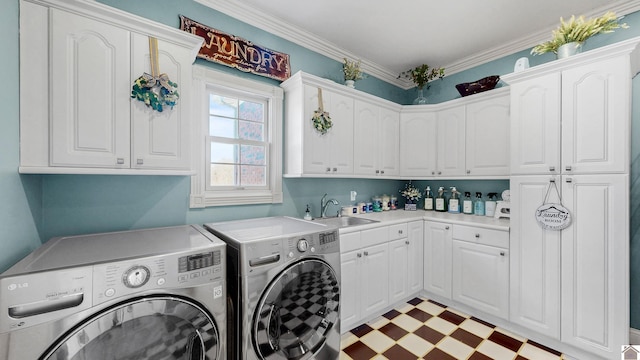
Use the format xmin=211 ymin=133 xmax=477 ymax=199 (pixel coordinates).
xmin=485 ymin=193 xmax=497 ymax=217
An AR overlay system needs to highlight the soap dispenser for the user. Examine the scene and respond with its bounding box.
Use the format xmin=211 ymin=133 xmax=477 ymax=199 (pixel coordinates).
xmin=424 ymin=186 xmax=434 ymax=211
xmin=304 ymin=204 xmax=313 ymax=220
xmin=435 ymin=187 xmax=447 ymax=212
xmin=463 ymin=192 xmax=473 ymax=214
xmin=474 ymin=192 xmax=485 ymax=216
xmin=448 ymin=187 xmax=460 ymax=214
xmin=485 ymin=193 xmax=498 ymax=217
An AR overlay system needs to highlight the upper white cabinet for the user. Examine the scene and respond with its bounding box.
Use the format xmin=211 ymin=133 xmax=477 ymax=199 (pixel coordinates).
xmin=465 ymin=93 xmax=510 ymax=176
xmin=282 ymin=72 xmax=401 ymax=178
xmin=20 ymin=0 xmax=203 ymax=174
xmin=399 ymin=88 xmax=509 ymax=178
xmin=300 ymin=84 xmax=354 ymax=175
xmin=506 ymin=45 xmax=634 ymax=176
xmin=283 ymin=71 xmax=509 ymax=179
xmin=353 ymin=101 xmax=399 ymax=176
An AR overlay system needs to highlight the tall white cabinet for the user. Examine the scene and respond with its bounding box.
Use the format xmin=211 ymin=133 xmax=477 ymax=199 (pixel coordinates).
xmin=504 ymin=38 xmax=639 ymax=359
xmin=20 ymin=0 xmax=202 ymax=174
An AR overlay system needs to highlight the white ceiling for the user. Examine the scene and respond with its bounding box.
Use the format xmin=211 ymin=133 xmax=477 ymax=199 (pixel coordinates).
xmin=196 ymin=0 xmax=640 ymax=88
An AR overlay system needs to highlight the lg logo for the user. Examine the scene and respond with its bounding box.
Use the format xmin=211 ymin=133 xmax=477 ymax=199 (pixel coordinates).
xmin=7 ymin=283 xmax=28 ymax=291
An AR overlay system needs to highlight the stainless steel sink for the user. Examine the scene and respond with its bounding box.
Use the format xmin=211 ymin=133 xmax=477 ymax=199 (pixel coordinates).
xmin=313 ymin=216 xmax=379 ymax=228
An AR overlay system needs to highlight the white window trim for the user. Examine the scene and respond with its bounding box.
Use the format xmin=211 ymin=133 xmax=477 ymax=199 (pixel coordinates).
xmin=190 ymin=65 xmax=283 ymax=208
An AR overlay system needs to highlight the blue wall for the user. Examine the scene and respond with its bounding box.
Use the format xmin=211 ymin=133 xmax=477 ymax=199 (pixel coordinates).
xmin=3 ymin=0 xmax=640 ymax=328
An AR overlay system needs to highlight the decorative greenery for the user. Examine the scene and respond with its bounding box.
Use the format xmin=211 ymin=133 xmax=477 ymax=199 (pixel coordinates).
xmin=531 ymin=11 xmax=628 ymax=55
xmin=400 ymin=181 xmax=422 ymax=202
xmin=343 ymin=58 xmax=364 ymax=81
xmin=131 ymin=74 xmax=179 ymax=112
xmin=398 ymin=64 xmax=445 ymax=90
xmin=312 ymin=109 xmax=332 ymax=134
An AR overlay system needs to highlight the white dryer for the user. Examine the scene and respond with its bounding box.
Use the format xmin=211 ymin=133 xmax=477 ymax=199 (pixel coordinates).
xmin=0 ymin=225 xmax=226 ymax=360
xmin=205 ymin=216 xmax=340 ymax=360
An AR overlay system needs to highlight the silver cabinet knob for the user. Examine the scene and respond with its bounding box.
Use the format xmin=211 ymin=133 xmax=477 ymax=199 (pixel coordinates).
xmin=137 ymin=159 xmax=144 ymax=165
xmin=326 ymin=167 xmax=331 ymax=172
xmin=116 ymin=158 xmax=125 ymax=165
xmin=565 ymin=165 xmax=572 ymax=171
xmin=549 ymin=166 xmax=556 ymax=172
xmin=475 ymin=233 xmax=480 ymax=238
xmin=438 ymin=171 xmax=442 ymax=175
xmin=445 ymin=226 xmax=450 ymax=230
xmin=432 ymin=171 xmax=435 ymax=175
xmin=380 ymin=170 xmax=385 ymax=174
xmin=466 ymin=169 xmax=471 ymax=174
xmin=363 ymin=251 xmax=369 ymax=256
xmin=357 ymin=253 xmax=362 ymax=258
xmin=405 ymin=240 xmax=410 ymax=245
xmin=398 ymin=230 xmax=403 ymax=235
xmin=375 ymin=170 xmax=380 ymax=174
xmin=500 ymin=251 xmax=505 ymax=256
xmin=332 ymin=167 xmax=337 ymax=172
xmin=566 ymin=178 xmax=573 ymax=183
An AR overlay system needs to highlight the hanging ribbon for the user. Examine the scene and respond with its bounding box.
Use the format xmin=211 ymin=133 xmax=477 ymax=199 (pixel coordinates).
xmin=311 ymin=87 xmax=332 ymax=134
xmin=131 ymin=37 xmax=180 ymax=112
xmin=535 ymin=179 xmax=572 ymax=230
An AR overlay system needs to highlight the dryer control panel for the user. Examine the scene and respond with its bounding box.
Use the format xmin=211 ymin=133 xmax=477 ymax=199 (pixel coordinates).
xmin=92 ymin=248 xmax=224 ymax=306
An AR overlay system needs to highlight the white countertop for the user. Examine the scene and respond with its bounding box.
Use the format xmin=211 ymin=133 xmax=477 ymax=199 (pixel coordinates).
xmin=338 ymin=209 xmax=510 ymax=233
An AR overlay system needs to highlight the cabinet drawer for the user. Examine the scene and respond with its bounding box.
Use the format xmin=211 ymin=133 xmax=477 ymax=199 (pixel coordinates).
xmin=340 ymin=231 xmax=362 ymax=253
xmin=388 ymin=223 xmax=408 ymax=241
xmin=452 ymin=225 xmax=508 ymax=249
xmin=361 ymin=226 xmax=388 ymax=248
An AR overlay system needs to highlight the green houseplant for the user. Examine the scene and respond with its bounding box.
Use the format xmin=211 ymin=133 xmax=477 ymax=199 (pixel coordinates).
xmin=398 ymin=64 xmax=445 ymax=104
xmin=531 ymin=11 xmax=628 ymax=57
xmin=343 ymin=58 xmax=363 ymax=88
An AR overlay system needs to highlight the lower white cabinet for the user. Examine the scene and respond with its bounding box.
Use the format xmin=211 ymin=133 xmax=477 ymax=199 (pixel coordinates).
xmin=452 ymin=240 xmax=509 ymax=319
xmin=510 ymin=174 xmax=629 ymax=359
xmin=340 ymin=227 xmax=389 ymax=331
xmin=423 ymin=221 xmax=452 ymax=298
xmin=388 ymin=221 xmax=424 ymax=304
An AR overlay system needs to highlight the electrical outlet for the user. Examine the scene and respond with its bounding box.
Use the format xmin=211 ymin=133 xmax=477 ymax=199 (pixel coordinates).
xmin=350 ymin=191 xmax=357 ymax=201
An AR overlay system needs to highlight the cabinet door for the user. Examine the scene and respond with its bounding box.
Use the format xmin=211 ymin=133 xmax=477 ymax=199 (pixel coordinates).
xmin=560 ymin=174 xmax=628 ymax=358
xmin=131 ymin=34 xmax=193 ymax=170
xmin=423 ymin=221 xmax=452 ymax=298
xmin=436 ymin=107 xmax=466 ymax=176
xmin=452 ymin=240 xmax=509 ymax=319
xmin=399 ymin=112 xmax=437 ymax=176
xmin=361 ymin=243 xmax=389 ymax=319
xmin=378 ymin=108 xmax=400 ymax=176
xmin=388 ymin=238 xmax=409 ymax=304
xmin=509 ymin=175 xmax=560 ymax=338
xmin=466 ymin=94 xmax=510 ymax=176
xmin=407 ymin=221 xmax=424 ymax=294
xmin=509 ymin=72 xmax=561 ymax=175
xmin=302 ymin=86 xmax=354 ymax=174
xmin=340 ymin=250 xmax=361 ymax=331
xmin=353 ymin=100 xmax=379 ymax=175
xmin=561 ymin=57 xmax=630 ymax=174
xmin=50 ymin=9 xmax=131 ymax=168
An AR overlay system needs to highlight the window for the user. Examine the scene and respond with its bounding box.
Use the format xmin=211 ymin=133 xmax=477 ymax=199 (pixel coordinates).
xmin=190 ymin=66 xmax=283 ymax=207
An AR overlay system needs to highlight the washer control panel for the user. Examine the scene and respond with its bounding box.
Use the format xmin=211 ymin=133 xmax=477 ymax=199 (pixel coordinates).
xmin=287 ymin=230 xmax=339 ymax=258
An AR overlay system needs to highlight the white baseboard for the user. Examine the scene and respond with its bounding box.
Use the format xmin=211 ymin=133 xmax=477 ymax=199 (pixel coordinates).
xmin=630 ymin=328 xmax=640 ymax=344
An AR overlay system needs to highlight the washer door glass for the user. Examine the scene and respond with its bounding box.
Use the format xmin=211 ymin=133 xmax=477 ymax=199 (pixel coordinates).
xmin=41 ymin=296 xmax=220 ymax=360
xmin=253 ymin=259 xmax=339 ymax=360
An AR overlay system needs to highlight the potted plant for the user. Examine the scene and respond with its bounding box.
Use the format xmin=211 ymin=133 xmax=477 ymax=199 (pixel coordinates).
xmin=531 ymin=11 xmax=628 ymax=58
xmin=398 ymin=64 xmax=445 ymax=104
xmin=343 ymin=58 xmax=363 ymax=88
xmin=399 ymin=181 xmax=421 ymax=210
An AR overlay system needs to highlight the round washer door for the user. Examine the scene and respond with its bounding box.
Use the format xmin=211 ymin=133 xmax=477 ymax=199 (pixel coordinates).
xmin=253 ymin=258 xmax=339 ymax=360
xmin=41 ymin=296 xmax=220 ymax=360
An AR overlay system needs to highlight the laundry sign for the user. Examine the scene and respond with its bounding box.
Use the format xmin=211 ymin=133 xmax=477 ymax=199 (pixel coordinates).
xmin=535 ymin=180 xmax=572 ymax=230
xmin=179 ymin=15 xmax=291 ymax=81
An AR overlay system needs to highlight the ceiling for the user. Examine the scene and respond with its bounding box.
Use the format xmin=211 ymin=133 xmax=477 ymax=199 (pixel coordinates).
xmin=196 ymin=0 xmax=640 ymax=88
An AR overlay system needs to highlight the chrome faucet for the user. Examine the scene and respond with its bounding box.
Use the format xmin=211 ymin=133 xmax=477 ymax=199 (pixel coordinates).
xmin=320 ymin=193 xmax=339 ymax=218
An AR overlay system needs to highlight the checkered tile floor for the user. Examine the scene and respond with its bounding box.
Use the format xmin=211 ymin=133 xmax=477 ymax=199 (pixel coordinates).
xmin=340 ymin=297 xmax=563 ymax=360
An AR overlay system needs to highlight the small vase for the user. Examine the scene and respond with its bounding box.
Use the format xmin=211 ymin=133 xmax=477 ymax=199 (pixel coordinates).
xmin=413 ymin=88 xmax=427 ymax=105
xmin=556 ymin=42 xmax=582 ymax=59
xmin=345 ymin=80 xmax=355 ymax=88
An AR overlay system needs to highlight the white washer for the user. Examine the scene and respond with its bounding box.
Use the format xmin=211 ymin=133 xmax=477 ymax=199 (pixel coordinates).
xmin=0 ymin=225 xmax=226 ymax=360
xmin=205 ymin=216 xmax=341 ymax=360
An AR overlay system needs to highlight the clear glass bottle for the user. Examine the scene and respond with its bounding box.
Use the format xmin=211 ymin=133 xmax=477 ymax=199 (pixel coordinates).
xmin=448 ymin=187 xmax=460 ymax=214
xmin=462 ymin=192 xmax=473 ymax=214
xmin=474 ymin=192 xmax=485 ymax=216
xmin=435 ymin=187 xmax=447 ymax=212
xmin=424 ymin=186 xmax=434 ymax=211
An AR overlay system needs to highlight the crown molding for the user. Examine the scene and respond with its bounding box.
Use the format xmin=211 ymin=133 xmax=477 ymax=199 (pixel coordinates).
xmin=196 ymin=0 xmax=640 ymax=90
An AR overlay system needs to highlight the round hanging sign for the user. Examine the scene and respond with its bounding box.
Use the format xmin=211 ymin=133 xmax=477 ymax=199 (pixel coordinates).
xmin=535 ymin=203 xmax=572 ymax=230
